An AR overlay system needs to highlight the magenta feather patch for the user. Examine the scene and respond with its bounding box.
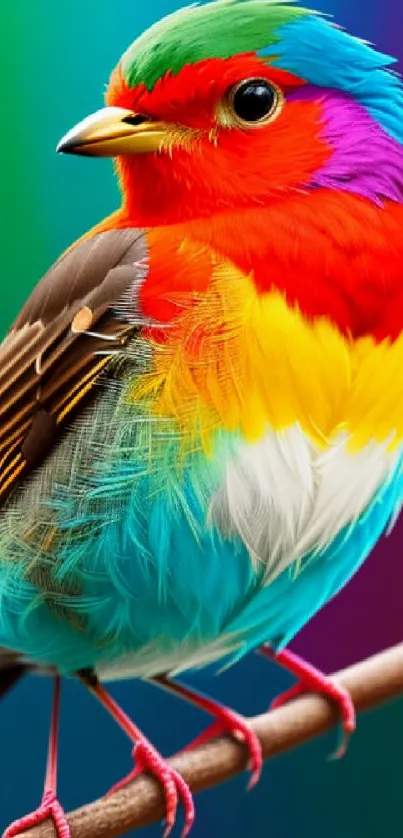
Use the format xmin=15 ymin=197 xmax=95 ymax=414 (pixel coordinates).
xmin=288 ymin=87 xmax=403 ymax=204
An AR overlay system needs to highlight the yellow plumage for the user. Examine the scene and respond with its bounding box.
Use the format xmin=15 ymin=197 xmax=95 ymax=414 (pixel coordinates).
xmin=129 ymin=260 xmax=403 ymax=452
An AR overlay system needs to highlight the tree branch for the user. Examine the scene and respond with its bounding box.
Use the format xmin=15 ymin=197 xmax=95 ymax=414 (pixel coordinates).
xmin=12 ymin=643 xmax=403 ymax=838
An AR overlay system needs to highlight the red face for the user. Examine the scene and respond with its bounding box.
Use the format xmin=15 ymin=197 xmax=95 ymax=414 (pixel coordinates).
xmin=106 ymin=54 xmax=331 ymax=225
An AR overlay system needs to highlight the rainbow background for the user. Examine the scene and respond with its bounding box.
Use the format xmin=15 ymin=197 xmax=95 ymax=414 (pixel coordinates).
xmin=0 ymin=1 xmax=402 ymax=836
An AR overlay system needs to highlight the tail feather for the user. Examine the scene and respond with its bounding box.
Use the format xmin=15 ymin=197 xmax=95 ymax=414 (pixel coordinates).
xmin=0 ymin=650 xmax=27 ymax=699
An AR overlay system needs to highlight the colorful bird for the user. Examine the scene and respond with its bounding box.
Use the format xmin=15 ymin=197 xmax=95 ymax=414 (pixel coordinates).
xmin=2 ymin=0 xmax=403 ymax=835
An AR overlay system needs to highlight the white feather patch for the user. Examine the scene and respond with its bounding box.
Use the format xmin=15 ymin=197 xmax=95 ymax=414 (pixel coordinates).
xmin=97 ymin=634 xmax=241 ymax=681
xmin=209 ymin=426 xmax=402 ymax=584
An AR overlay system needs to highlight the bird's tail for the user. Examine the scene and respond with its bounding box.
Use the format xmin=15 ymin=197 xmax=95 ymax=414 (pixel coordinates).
xmin=0 ymin=650 xmax=27 ymax=699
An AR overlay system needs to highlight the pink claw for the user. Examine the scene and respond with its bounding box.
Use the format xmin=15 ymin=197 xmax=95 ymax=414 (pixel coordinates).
xmin=271 ymin=675 xmax=355 ymax=752
xmin=270 ymin=681 xmax=307 ymax=711
xmin=262 ymin=646 xmax=356 ymax=757
xmin=106 ymin=740 xmax=195 ymax=838
xmin=85 ymin=677 xmax=195 ymax=838
xmin=5 ymin=678 xmax=69 ymax=838
xmin=152 ymin=676 xmax=263 ymax=791
xmin=180 ymin=709 xmax=263 ymax=789
xmin=4 ymin=791 xmax=70 ymax=838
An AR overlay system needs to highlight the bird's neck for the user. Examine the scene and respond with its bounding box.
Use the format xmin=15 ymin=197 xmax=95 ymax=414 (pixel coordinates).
xmin=94 ymin=189 xmax=403 ymax=342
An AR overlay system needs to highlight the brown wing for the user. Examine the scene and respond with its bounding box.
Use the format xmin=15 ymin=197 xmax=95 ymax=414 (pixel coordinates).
xmin=0 ymin=227 xmax=147 ymax=500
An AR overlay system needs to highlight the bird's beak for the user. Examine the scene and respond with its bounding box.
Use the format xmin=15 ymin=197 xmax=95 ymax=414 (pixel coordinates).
xmin=57 ymin=106 xmax=169 ymax=157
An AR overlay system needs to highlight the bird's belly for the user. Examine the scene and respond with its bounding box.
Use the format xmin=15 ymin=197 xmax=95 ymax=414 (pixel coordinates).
xmin=96 ymin=636 xmax=240 ymax=681
xmin=60 ymin=431 xmax=403 ymax=679
xmin=177 ymin=284 xmax=403 ymax=585
xmin=2 ymin=423 xmax=400 ymax=680
xmin=2 ymin=280 xmax=403 ymax=675
xmin=210 ymin=425 xmax=403 ymax=585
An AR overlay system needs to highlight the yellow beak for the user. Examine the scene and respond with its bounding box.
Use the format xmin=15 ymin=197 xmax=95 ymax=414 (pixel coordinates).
xmin=57 ymin=106 xmax=169 ymax=157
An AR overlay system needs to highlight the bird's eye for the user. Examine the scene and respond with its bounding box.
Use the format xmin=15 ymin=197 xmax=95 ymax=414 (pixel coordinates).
xmin=217 ymin=78 xmax=283 ymax=129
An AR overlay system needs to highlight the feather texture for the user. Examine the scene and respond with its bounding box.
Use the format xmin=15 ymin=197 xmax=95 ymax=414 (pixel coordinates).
xmin=0 ymin=229 xmax=147 ymax=498
xmin=121 ymin=1 xmax=308 ymax=90
xmin=0 ymin=246 xmax=402 ymax=679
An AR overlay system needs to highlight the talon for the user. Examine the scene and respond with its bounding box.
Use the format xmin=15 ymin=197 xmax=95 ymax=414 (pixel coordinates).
xmin=106 ymin=739 xmax=194 ymax=837
xmin=150 ymin=676 xmax=262 ymax=799
xmin=269 ymin=681 xmax=306 ymax=711
xmin=4 ymin=792 xmax=70 ymax=838
xmin=104 ymin=745 xmax=141 ymax=798
xmin=218 ymin=710 xmax=262 ymax=787
xmin=181 ymin=711 xmax=262 ymax=789
xmin=82 ymin=678 xmax=195 ymax=834
xmin=265 ymin=647 xmax=356 ymax=758
xmin=328 ymin=731 xmax=351 ymax=762
xmin=272 ymin=678 xmax=356 ymax=757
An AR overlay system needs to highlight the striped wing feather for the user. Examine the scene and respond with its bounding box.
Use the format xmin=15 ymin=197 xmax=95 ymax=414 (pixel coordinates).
xmin=0 ymin=228 xmax=147 ymax=499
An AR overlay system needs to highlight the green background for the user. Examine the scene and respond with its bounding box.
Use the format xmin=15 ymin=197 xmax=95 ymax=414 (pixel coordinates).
xmin=0 ymin=2 xmax=402 ymax=836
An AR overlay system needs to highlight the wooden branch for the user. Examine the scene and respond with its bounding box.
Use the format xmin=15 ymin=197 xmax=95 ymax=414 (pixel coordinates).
xmin=12 ymin=643 xmax=403 ymax=838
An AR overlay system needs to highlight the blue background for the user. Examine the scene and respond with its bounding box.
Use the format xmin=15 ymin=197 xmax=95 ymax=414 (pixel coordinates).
xmin=0 ymin=1 xmax=402 ymax=836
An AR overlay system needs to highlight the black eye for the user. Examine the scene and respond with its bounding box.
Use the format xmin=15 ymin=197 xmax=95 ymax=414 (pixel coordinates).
xmin=231 ymin=79 xmax=281 ymax=125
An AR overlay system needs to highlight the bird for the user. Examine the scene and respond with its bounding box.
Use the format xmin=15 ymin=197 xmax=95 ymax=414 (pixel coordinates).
xmin=1 ymin=0 xmax=403 ymax=835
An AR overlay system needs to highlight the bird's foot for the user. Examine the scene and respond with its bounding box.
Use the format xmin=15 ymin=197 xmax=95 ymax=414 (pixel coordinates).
xmin=180 ymin=709 xmax=262 ymax=789
xmin=271 ymin=678 xmax=355 ymax=758
xmin=4 ymin=678 xmax=68 ymax=838
xmin=82 ymin=676 xmax=195 ymax=837
xmin=106 ymin=740 xmax=195 ymax=837
xmin=152 ymin=676 xmax=262 ymax=790
xmin=261 ymin=645 xmax=356 ymax=758
xmin=4 ymin=791 xmax=70 ymax=838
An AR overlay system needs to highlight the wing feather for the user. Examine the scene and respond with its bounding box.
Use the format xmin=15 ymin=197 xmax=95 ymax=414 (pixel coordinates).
xmin=0 ymin=228 xmax=148 ymax=499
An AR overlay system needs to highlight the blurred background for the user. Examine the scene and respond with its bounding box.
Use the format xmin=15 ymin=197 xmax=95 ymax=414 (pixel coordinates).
xmin=0 ymin=1 xmax=402 ymax=836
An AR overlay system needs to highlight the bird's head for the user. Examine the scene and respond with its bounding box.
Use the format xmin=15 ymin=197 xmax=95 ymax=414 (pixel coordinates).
xmin=58 ymin=0 xmax=403 ymax=226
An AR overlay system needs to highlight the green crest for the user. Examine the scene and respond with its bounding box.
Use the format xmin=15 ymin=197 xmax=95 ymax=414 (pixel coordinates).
xmin=121 ymin=0 xmax=309 ymax=90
